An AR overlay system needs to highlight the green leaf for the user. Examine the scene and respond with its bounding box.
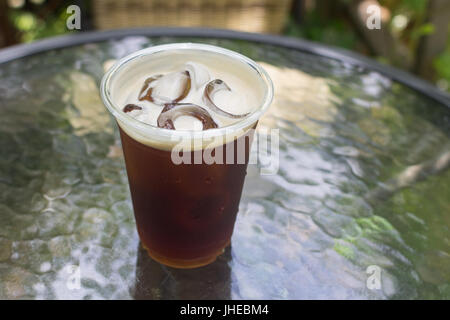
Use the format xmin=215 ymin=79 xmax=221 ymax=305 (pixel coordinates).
xmin=411 ymin=23 xmax=435 ymax=39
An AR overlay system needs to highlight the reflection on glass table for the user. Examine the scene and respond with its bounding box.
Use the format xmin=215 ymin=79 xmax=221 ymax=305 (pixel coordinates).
xmin=0 ymin=35 xmax=448 ymax=299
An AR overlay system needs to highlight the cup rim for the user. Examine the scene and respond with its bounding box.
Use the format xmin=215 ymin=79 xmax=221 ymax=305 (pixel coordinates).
xmin=100 ymin=42 xmax=274 ymax=141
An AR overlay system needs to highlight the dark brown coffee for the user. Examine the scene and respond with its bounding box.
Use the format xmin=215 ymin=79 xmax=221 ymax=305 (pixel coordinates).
xmin=119 ymin=126 xmax=254 ymax=268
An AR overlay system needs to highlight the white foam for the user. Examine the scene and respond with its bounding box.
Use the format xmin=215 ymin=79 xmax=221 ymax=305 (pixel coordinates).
xmin=173 ymin=115 xmax=203 ymax=131
xmin=121 ymin=60 xmax=259 ymax=129
xmin=110 ymin=48 xmax=266 ymax=150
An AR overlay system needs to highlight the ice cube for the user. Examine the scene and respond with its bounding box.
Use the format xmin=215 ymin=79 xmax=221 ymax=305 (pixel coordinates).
xmin=203 ymin=79 xmax=249 ymax=118
xmin=185 ymin=62 xmax=210 ymax=89
xmin=157 ymin=103 xmax=218 ymax=130
xmin=173 ymin=115 xmax=204 ymax=131
xmin=139 ymin=71 xmax=191 ymax=105
xmin=152 ymin=71 xmax=190 ymax=103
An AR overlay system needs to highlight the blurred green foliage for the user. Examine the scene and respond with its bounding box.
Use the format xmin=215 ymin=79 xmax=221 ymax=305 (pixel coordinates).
xmin=284 ymin=14 xmax=359 ymax=51
xmin=6 ymin=0 xmax=450 ymax=91
xmin=284 ymin=0 xmax=450 ymax=91
xmin=8 ymin=1 xmax=77 ymax=43
xmin=434 ymin=47 xmax=450 ymax=83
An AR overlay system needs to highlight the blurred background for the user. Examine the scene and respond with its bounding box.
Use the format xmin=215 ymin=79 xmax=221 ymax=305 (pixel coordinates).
xmin=0 ymin=0 xmax=449 ymax=92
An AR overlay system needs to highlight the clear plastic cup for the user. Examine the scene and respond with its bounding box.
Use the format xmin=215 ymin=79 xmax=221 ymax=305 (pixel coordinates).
xmin=101 ymin=43 xmax=273 ymax=268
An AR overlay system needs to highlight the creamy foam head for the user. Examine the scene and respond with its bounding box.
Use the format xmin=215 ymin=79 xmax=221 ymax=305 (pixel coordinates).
xmin=116 ymin=56 xmax=262 ymax=129
xmin=103 ymin=44 xmax=271 ymax=150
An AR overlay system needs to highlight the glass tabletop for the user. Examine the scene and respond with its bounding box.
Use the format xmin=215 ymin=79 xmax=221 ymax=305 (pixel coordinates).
xmin=0 ymin=33 xmax=449 ymax=300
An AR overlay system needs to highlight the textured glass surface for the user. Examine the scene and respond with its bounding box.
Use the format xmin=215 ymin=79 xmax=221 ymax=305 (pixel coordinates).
xmin=0 ymin=36 xmax=449 ymax=299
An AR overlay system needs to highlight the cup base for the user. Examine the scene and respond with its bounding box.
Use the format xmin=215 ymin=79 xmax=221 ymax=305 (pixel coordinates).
xmin=141 ymin=240 xmax=231 ymax=269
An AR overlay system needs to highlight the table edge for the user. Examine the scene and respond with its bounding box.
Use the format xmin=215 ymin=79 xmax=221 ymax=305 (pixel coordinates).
xmin=0 ymin=27 xmax=449 ymax=107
